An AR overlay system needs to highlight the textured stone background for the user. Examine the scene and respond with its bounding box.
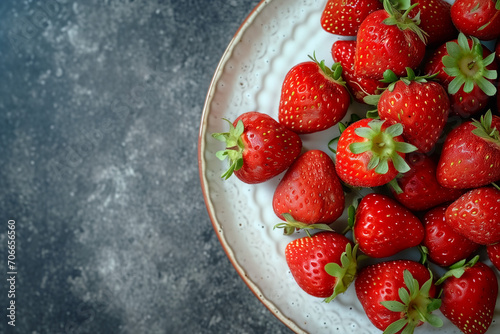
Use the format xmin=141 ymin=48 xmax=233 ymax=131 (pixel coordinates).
xmin=0 ymin=1 xmax=294 ymax=333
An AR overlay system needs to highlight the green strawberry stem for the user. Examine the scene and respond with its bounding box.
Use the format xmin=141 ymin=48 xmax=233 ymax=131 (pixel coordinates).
xmin=471 ymin=110 xmax=500 ymax=146
xmin=212 ymin=119 xmax=245 ymax=179
xmin=435 ymin=255 xmax=480 ymax=286
xmin=324 ymin=243 xmax=359 ymax=303
xmin=442 ymin=33 xmax=497 ymax=97
xmin=308 ymin=53 xmax=346 ymax=86
xmin=349 ymin=120 xmax=417 ymax=174
xmin=381 ymin=270 xmax=443 ymax=334
xmin=273 ymin=213 xmax=333 ymax=237
xmin=382 ymin=0 xmax=428 ymax=44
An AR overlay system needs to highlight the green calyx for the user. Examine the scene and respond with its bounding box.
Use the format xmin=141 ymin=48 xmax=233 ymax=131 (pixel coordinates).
xmin=273 ymin=213 xmax=334 ymax=237
xmin=212 ymin=119 xmax=245 ymax=180
xmin=349 ymin=120 xmax=417 ymax=174
xmin=381 ymin=270 xmax=443 ymax=334
xmin=435 ymin=255 xmax=479 ymax=286
xmin=382 ymin=0 xmax=428 ymax=44
xmin=324 ymin=243 xmax=359 ymax=303
xmin=471 ymin=110 xmax=500 ymax=146
xmin=309 ymin=52 xmax=346 ymax=86
xmin=442 ymin=33 xmax=498 ymax=97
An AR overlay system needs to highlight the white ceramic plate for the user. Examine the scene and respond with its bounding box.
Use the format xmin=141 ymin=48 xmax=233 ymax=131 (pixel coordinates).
xmin=198 ymin=0 xmax=500 ymax=333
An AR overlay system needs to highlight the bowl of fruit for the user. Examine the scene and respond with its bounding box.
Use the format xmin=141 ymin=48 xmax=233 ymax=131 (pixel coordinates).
xmin=198 ymin=0 xmax=500 ymax=333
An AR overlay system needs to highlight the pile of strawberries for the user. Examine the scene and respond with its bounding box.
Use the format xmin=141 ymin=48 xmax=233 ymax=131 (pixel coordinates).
xmin=212 ymin=0 xmax=500 ymax=332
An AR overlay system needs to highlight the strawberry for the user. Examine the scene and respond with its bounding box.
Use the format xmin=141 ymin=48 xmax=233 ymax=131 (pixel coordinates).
xmin=335 ymin=118 xmax=417 ymax=188
xmin=331 ymin=40 xmax=388 ymax=104
xmin=285 ymin=231 xmax=358 ymax=301
xmin=273 ymin=150 xmax=345 ymax=233
xmin=445 ymin=186 xmax=500 ymax=245
xmin=436 ymin=110 xmax=500 ymax=189
xmin=354 ymin=0 xmax=427 ymax=79
xmin=424 ymin=33 xmax=498 ymax=118
xmin=487 ymin=243 xmax=500 ymax=270
xmin=451 ymin=0 xmax=500 ymax=41
xmin=278 ymin=56 xmax=350 ymax=134
xmin=422 ymin=205 xmax=480 ymax=267
xmin=212 ymin=111 xmax=302 ymax=184
xmin=408 ymin=0 xmax=458 ymax=46
xmin=390 ymin=153 xmax=465 ymax=212
xmin=320 ymin=0 xmax=383 ymax=36
xmin=355 ymin=260 xmax=442 ymax=333
xmin=436 ymin=256 xmax=498 ymax=334
xmin=375 ymin=68 xmax=451 ymax=153
xmin=353 ymin=193 xmax=424 ymax=258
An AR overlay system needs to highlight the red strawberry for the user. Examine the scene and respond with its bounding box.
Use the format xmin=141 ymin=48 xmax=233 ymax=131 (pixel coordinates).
xmin=335 ymin=118 xmax=417 ymax=188
xmin=390 ymin=153 xmax=465 ymax=212
xmin=424 ymin=33 xmax=498 ymax=118
xmin=353 ymin=193 xmax=424 ymax=258
xmin=320 ymin=0 xmax=383 ymax=36
xmin=331 ymin=40 xmax=388 ymax=104
xmin=437 ymin=256 xmax=498 ymax=334
xmin=273 ymin=150 xmax=345 ymax=233
xmin=354 ymin=0 xmax=427 ymax=79
xmin=212 ymin=111 xmax=302 ymax=184
xmin=487 ymin=243 xmax=500 ymax=270
xmin=451 ymin=0 xmax=500 ymax=41
xmin=496 ymin=38 xmax=500 ymax=63
xmin=285 ymin=231 xmax=358 ymax=301
xmin=422 ymin=205 xmax=480 ymax=267
xmin=355 ymin=260 xmax=442 ymax=333
xmin=376 ymin=68 xmax=451 ymax=153
xmin=408 ymin=0 xmax=458 ymax=46
xmin=436 ymin=110 xmax=500 ymax=189
xmin=445 ymin=186 xmax=500 ymax=245
xmin=278 ymin=56 xmax=350 ymax=134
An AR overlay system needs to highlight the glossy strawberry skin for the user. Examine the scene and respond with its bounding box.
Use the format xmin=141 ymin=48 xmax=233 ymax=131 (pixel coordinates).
xmin=233 ymin=112 xmax=302 ymax=184
xmin=331 ymin=40 xmax=387 ymax=104
xmin=440 ymin=261 xmax=498 ymax=334
xmin=487 ymin=243 xmax=500 ymax=271
xmin=273 ymin=150 xmax=345 ymax=225
xmin=391 ymin=153 xmax=465 ymax=212
xmin=378 ymin=80 xmax=450 ymax=153
xmin=422 ymin=205 xmax=480 ymax=267
xmin=408 ymin=0 xmax=458 ymax=46
xmin=436 ymin=116 xmax=500 ymax=189
xmin=451 ymin=0 xmax=500 ymax=41
xmin=445 ymin=187 xmax=500 ymax=245
xmin=355 ymin=260 xmax=436 ymax=332
xmin=354 ymin=10 xmax=426 ymax=79
xmin=354 ymin=193 xmax=424 ymax=258
xmin=424 ymin=40 xmax=498 ymax=118
xmin=320 ymin=0 xmax=383 ymax=36
xmin=285 ymin=231 xmax=352 ymax=298
xmin=335 ymin=118 xmax=407 ymax=187
xmin=278 ymin=61 xmax=350 ymax=134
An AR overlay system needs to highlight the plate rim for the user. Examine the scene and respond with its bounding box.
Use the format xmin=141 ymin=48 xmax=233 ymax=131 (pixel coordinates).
xmin=197 ymin=0 xmax=306 ymax=333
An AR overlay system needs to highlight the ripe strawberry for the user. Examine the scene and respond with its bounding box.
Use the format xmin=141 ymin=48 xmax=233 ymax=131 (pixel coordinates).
xmin=278 ymin=56 xmax=350 ymax=134
xmin=376 ymin=68 xmax=451 ymax=153
xmin=445 ymin=186 xmax=500 ymax=245
xmin=390 ymin=153 xmax=465 ymax=212
xmin=487 ymin=243 xmax=500 ymax=271
xmin=408 ymin=0 xmax=458 ymax=46
xmin=212 ymin=111 xmax=302 ymax=184
xmin=285 ymin=231 xmax=358 ymax=301
xmin=451 ymin=0 xmax=500 ymax=41
xmin=354 ymin=0 xmax=427 ymax=79
xmin=273 ymin=150 xmax=345 ymax=233
xmin=353 ymin=193 xmax=424 ymax=258
xmin=422 ymin=205 xmax=480 ymax=267
xmin=320 ymin=0 xmax=383 ymax=36
xmin=331 ymin=40 xmax=388 ymax=104
xmin=335 ymin=118 xmax=417 ymax=188
xmin=436 ymin=256 xmax=498 ymax=334
xmin=355 ymin=260 xmax=442 ymax=333
xmin=436 ymin=110 xmax=500 ymax=189
xmin=424 ymin=33 xmax=498 ymax=117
